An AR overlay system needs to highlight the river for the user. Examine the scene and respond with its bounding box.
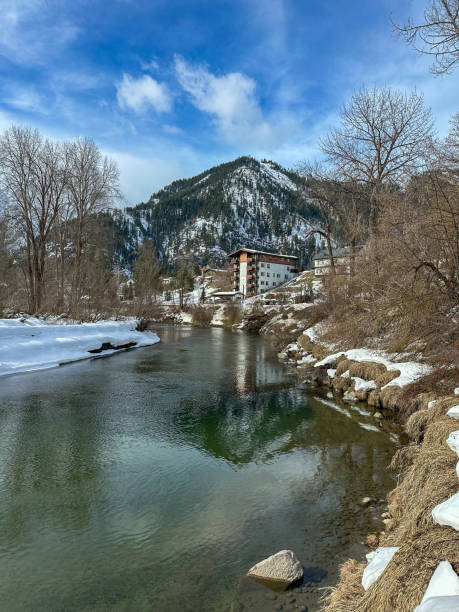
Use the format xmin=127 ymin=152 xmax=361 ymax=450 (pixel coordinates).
xmin=0 ymin=325 xmax=397 ymax=611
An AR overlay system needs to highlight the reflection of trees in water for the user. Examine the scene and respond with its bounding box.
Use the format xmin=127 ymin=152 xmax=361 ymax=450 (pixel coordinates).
xmin=174 ymin=388 xmax=312 ymax=464
xmin=173 ymin=388 xmax=395 ymax=479
xmin=0 ymin=388 xmax=104 ymax=543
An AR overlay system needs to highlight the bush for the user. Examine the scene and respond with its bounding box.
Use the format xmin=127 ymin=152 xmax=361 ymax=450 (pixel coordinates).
xmin=191 ymin=306 xmax=213 ymax=327
xmin=222 ymin=304 xmax=242 ymax=328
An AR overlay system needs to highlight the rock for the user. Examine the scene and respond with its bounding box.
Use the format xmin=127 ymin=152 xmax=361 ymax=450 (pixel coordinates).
xmin=381 ymin=512 xmax=390 ymax=519
xmin=343 ymin=390 xmax=358 ymax=402
xmin=374 ymin=411 xmax=383 ymax=419
xmin=360 ymin=497 xmax=373 ymax=507
xmin=248 ymin=550 xmax=303 ymax=586
xmin=365 ymin=534 xmax=379 ymax=548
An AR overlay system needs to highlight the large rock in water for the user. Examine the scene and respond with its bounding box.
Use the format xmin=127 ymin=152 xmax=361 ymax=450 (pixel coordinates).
xmin=248 ymin=550 xmax=303 ymax=586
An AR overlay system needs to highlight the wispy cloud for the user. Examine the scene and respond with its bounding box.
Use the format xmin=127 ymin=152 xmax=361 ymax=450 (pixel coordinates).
xmin=0 ymin=0 xmax=79 ymax=65
xmin=175 ymin=55 xmax=285 ymax=148
xmin=116 ymin=73 xmax=173 ymax=114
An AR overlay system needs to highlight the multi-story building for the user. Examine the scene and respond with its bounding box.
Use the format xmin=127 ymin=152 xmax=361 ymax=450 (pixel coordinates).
xmin=229 ymin=248 xmax=298 ymax=297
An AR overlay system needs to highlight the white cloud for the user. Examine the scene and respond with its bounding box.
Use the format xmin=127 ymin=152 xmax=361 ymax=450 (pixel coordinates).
xmin=174 ymin=55 xmax=280 ymax=147
xmin=116 ymin=74 xmax=172 ymax=114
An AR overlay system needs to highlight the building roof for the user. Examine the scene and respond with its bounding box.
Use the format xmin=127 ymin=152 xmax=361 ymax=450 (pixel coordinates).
xmin=228 ymin=247 xmax=298 ymax=259
xmin=210 ymin=291 xmax=243 ymax=296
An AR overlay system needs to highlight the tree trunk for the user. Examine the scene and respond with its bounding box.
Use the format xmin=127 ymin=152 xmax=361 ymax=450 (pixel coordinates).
xmin=325 ymin=234 xmax=336 ymax=275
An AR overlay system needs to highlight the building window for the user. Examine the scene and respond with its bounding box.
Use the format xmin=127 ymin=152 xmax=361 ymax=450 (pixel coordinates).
xmin=285 ymin=274 xmax=288 ymax=279
xmin=267 ymin=273 xmax=270 ymax=277
xmin=260 ymin=263 xmax=265 ymax=267
xmin=277 ymin=273 xmax=280 ymax=278
xmin=267 ymin=263 xmax=271 ymax=268
xmin=260 ymin=272 xmax=265 ymax=276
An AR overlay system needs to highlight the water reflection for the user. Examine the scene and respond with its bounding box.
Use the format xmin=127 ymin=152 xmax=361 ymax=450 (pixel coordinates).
xmin=0 ymin=326 xmax=396 ymax=612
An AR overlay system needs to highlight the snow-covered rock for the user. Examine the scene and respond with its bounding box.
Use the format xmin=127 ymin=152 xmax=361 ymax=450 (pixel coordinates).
xmin=415 ymin=562 xmax=459 ymax=612
xmin=447 ymin=405 xmax=459 ymax=420
xmin=432 ymin=493 xmax=459 ymax=531
xmin=0 ymin=318 xmax=159 ymax=377
xmin=248 ymin=550 xmax=303 ymax=585
xmin=361 ymin=547 xmax=399 ymax=590
xmin=327 ymin=368 xmax=336 ymax=379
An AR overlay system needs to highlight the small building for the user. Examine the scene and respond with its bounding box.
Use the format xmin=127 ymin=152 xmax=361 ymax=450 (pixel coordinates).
xmin=229 ymin=248 xmax=298 ymax=297
xmin=206 ymin=290 xmax=243 ymax=303
xmin=313 ymin=246 xmax=359 ymax=276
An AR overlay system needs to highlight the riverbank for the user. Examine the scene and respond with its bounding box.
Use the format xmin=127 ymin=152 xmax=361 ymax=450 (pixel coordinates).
xmin=0 ymin=317 xmax=159 ymax=376
xmin=275 ymin=325 xmax=459 ymax=611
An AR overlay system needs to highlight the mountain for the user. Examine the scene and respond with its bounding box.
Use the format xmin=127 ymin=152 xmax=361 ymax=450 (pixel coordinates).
xmin=112 ymin=156 xmax=319 ymax=271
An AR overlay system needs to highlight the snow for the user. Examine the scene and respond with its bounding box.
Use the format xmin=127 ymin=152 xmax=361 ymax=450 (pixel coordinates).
xmin=327 ymin=368 xmax=336 ymax=379
xmin=446 ymin=431 xmax=459 ymax=457
xmin=455 ymin=388 xmax=459 ymax=395
xmin=447 ymin=405 xmax=459 ymax=419
xmin=415 ymin=596 xmax=459 ymax=611
xmin=358 ymin=423 xmax=381 ymax=433
xmin=352 ymin=377 xmax=377 ymax=392
xmin=0 ymin=318 xmax=159 ymax=377
xmin=428 ymin=400 xmax=437 ymax=409
xmin=303 ymin=323 xmax=323 ymax=343
xmin=314 ymin=396 xmax=351 ymax=418
xmin=297 ymin=354 xmax=316 ymax=365
xmin=314 ymin=348 xmax=431 ymax=388
xmin=432 ymin=492 xmax=459 ymax=531
xmin=415 ymin=562 xmax=459 ymax=612
xmin=361 ymin=547 xmax=399 ymax=590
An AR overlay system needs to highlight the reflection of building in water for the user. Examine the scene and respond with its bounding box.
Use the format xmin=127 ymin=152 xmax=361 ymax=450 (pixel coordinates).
xmin=233 ymin=333 xmax=290 ymax=396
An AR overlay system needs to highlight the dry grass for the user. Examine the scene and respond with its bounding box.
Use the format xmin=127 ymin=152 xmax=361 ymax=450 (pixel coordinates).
xmin=389 ymin=445 xmax=420 ymax=472
xmin=405 ymin=396 xmax=459 ymax=442
xmin=379 ymin=386 xmax=403 ymax=410
xmin=335 ymin=358 xmax=352 ymax=376
xmin=422 ymin=416 xmax=459 ymax=448
xmin=321 ymin=560 xmax=366 ymax=612
xmin=387 ymin=445 xmax=457 ymax=537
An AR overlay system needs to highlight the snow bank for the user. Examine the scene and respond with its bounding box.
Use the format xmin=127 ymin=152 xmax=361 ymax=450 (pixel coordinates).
xmin=362 ymin=547 xmax=399 ymax=590
xmin=432 ymin=492 xmax=459 ymax=531
xmin=0 ymin=318 xmax=159 ymax=377
xmin=415 ymin=562 xmax=459 ymax=612
xmin=314 ymin=348 xmax=431 ymax=388
xmin=447 ymin=405 xmax=459 ymax=419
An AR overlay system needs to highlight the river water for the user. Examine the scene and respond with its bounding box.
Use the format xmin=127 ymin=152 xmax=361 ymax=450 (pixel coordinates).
xmin=0 ymin=326 xmax=397 ymax=611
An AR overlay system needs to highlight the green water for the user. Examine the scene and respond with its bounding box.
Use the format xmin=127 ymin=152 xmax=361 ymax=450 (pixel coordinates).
xmin=0 ymin=326 xmax=397 ymax=611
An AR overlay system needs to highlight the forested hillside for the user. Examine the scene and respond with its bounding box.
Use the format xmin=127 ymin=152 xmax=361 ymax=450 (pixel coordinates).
xmin=112 ymin=156 xmax=318 ymax=270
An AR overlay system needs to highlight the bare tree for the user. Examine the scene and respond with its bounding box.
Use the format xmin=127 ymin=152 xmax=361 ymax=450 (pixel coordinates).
xmin=319 ymin=87 xmax=434 ymax=232
xmin=393 ymin=0 xmax=459 ymax=74
xmin=298 ymin=163 xmax=338 ymax=274
xmin=0 ymin=126 xmax=70 ymax=312
xmin=66 ymin=137 xmax=120 ymax=311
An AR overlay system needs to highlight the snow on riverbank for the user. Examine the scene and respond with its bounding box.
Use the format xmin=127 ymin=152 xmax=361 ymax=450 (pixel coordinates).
xmin=313 ymin=346 xmax=432 ymax=388
xmin=0 ymin=318 xmax=160 ymax=377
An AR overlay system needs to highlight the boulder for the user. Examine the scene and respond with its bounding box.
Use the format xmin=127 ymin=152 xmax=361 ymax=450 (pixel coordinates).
xmin=248 ymin=550 xmax=303 ymax=586
xmin=374 ymin=412 xmax=384 ymax=419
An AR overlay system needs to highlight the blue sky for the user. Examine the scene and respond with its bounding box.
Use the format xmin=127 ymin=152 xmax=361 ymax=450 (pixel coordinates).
xmin=0 ymin=0 xmax=457 ymax=205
